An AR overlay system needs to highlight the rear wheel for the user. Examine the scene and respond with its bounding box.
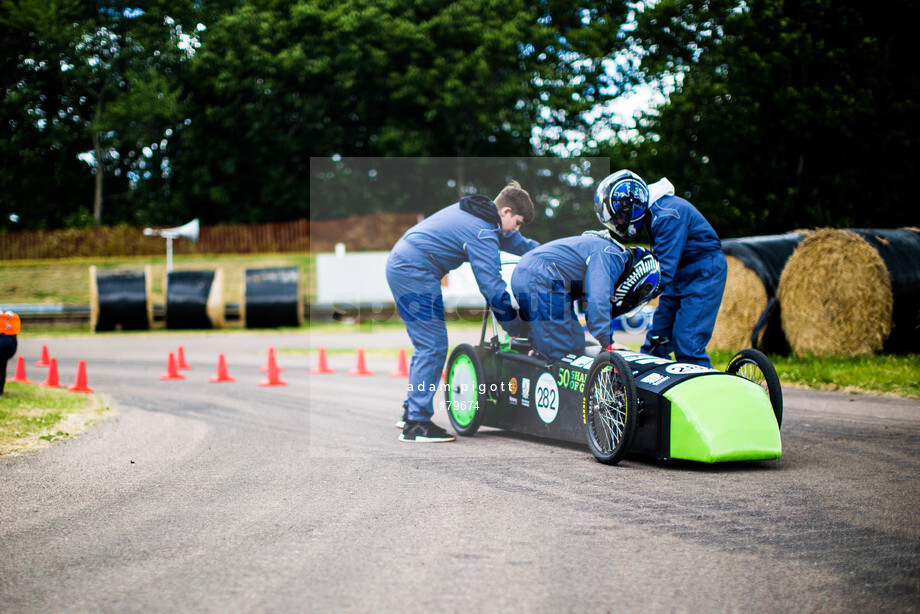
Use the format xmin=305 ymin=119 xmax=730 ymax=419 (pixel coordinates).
xmin=726 ymin=348 xmax=783 ymax=427
xmin=583 ymin=351 xmax=638 ymax=465
xmin=444 ymin=344 xmax=486 ymax=436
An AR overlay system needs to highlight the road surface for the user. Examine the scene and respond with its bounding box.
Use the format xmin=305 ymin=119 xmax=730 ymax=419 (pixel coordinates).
xmin=1 ymin=329 xmax=918 ymax=612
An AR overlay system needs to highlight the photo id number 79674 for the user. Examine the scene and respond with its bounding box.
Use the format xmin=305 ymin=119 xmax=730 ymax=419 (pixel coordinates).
xmin=443 ymin=400 xmax=479 ymax=411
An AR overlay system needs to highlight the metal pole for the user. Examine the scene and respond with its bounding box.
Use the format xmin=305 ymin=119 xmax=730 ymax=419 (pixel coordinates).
xmin=166 ymin=236 xmax=174 ymax=272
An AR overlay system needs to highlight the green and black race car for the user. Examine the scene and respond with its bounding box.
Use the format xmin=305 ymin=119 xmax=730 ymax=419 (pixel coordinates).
xmin=444 ymin=311 xmax=783 ymax=465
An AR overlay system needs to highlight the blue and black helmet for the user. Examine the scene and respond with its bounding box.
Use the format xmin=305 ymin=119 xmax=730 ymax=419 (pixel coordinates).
xmin=610 ymin=247 xmax=661 ymax=317
xmin=594 ymin=170 xmax=650 ymax=239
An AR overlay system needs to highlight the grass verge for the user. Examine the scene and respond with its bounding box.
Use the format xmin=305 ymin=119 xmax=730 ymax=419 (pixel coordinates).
xmin=0 ymin=382 xmax=112 ymax=457
xmin=709 ymin=349 xmax=920 ymax=399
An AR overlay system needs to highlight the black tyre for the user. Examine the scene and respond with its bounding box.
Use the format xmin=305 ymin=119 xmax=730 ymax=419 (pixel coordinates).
xmin=444 ymin=344 xmax=487 ymax=436
xmin=726 ymin=348 xmax=783 ymax=428
xmin=583 ymin=351 xmax=638 ymax=465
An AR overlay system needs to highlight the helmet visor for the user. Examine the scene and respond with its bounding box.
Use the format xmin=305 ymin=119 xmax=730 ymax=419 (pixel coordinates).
xmin=612 ymin=197 xmax=643 ymax=237
xmin=613 ymin=201 xmax=631 ymax=232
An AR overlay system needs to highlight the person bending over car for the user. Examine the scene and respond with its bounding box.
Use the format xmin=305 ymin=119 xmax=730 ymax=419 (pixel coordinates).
xmin=387 ymin=181 xmax=540 ymax=443
xmin=594 ymin=169 xmax=727 ymax=368
xmin=510 ymin=233 xmax=661 ymax=360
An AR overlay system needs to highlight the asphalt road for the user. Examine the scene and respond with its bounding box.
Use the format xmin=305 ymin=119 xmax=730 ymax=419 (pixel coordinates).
xmin=1 ymin=329 xmax=918 ymax=613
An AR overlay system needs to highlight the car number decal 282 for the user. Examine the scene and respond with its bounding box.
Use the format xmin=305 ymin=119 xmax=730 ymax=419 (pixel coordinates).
xmin=534 ymin=372 xmax=559 ymax=424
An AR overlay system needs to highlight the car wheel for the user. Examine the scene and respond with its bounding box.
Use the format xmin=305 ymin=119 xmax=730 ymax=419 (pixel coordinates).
xmin=444 ymin=344 xmax=486 ymax=436
xmin=726 ymin=348 xmax=783 ymax=428
xmin=583 ymin=351 xmax=638 ymax=465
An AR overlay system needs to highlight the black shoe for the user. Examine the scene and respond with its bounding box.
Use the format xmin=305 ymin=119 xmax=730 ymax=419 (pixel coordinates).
xmin=395 ymin=401 xmax=409 ymax=429
xmin=399 ymin=420 xmax=456 ymax=443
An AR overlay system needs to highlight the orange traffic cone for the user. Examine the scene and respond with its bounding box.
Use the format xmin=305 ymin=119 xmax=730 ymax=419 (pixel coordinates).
xmin=260 ymin=346 xmax=285 ymax=373
xmin=209 ymin=353 xmax=236 ymax=383
xmin=159 ymin=352 xmax=186 ymax=380
xmin=35 ymin=344 xmax=51 ymax=367
xmin=348 ymin=348 xmax=374 ymax=376
xmin=177 ymin=345 xmax=192 ymax=370
xmin=258 ymin=357 xmax=288 ymax=386
xmin=41 ymin=358 xmax=62 ymax=388
xmin=388 ymin=348 xmax=410 ymax=378
xmin=10 ymin=356 xmax=33 ymax=383
xmin=310 ymin=347 xmax=335 ymax=374
xmin=67 ymin=360 xmax=93 ymax=393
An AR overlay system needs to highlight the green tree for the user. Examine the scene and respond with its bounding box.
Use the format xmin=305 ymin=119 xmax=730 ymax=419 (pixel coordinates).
xmin=169 ymin=0 xmax=631 ymax=224
xmin=1 ymin=0 xmax=201 ymax=229
xmin=601 ymin=0 xmax=920 ymax=237
xmin=309 ymin=156 xmax=608 ymax=241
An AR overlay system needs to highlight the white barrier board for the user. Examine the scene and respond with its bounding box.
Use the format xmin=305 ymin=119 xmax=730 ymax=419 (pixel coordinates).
xmin=314 ymin=250 xmax=520 ymax=309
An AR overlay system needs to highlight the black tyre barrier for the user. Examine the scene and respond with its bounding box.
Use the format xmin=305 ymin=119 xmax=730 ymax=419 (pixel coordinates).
xmin=777 ymin=228 xmax=920 ymax=355
xmin=90 ymin=266 xmax=153 ymax=332
xmin=243 ymin=267 xmax=303 ymax=329
xmin=713 ymin=233 xmax=806 ymax=354
xmin=165 ymin=270 xmax=225 ymax=330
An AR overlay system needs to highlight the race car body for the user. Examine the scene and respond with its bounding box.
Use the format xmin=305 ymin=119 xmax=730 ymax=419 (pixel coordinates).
xmin=445 ymin=316 xmax=782 ymax=465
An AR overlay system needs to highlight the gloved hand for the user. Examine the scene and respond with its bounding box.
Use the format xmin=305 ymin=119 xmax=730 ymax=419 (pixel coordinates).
xmin=502 ymin=309 xmax=531 ymax=338
xmin=503 ymin=318 xmax=526 ymax=339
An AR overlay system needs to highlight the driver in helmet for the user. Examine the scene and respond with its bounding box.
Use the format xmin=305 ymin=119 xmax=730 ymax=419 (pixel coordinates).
xmin=510 ymin=233 xmax=661 ymax=360
xmin=594 ymin=170 xmax=727 ymax=367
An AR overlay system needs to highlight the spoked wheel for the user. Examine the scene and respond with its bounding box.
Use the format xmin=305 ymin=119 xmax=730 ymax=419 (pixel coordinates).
xmin=583 ymin=351 xmax=638 ymax=465
xmin=726 ymin=348 xmax=783 ymax=428
xmin=444 ymin=344 xmax=486 ymax=436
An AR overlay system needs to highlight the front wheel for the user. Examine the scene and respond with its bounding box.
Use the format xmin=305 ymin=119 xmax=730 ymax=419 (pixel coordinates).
xmin=583 ymin=351 xmax=638 ymax=465
xmin=726 ymin=348 xmax=783 ymax=428
xmin=444 ymin=344 xmax=486 ymax=436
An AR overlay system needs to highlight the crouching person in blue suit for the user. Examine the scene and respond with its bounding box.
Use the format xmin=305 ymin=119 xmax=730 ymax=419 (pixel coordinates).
xmin=511 ymin=233 xmax=661 ymax=360
xmin=594 ymin=170 xmax=727 ymax=367
xmin=386 ymin=182 xmax=540 ymax=442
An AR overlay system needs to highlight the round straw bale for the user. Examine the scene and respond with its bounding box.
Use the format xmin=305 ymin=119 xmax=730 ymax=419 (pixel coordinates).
xmin=709 ymin=255 xmax=767 ymax=350
xmin=777 ymin=229 xmax=892 ymax=356
xmin=709 ymin=232 xmax=808 ymax=353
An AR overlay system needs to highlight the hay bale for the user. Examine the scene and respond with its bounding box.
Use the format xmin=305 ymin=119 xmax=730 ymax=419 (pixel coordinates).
xmin=709 ymin=255 xmax=767 ymax=350
xmin=861 ymin=228 xmax=920 ymax=353
xmin=777 ymin=229 xmax=896 ymax=356
xmin=709 ymin=232 xmax=807 ymax=353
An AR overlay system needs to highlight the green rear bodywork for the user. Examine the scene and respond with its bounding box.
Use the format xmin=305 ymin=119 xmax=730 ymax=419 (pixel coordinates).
xmin=666 ymin=374 xmax=782 ymax=463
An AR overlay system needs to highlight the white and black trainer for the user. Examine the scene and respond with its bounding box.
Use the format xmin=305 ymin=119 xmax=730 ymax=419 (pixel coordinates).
xmin=395 ymin=402 xmax=408 ymax=429
xmin=399 ymin=420 xmax=456 ymax=443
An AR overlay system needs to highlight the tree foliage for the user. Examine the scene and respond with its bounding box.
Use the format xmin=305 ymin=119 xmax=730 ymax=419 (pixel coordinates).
xmin=3 ymin=0 xmax=917 ymax=238
xmin=603 ymin=0 xmax=920 ymax=238
xmin=167 ymin=0 xmax=629 ymax=225
xmin=310 ymin=156 xmax=608 ymax=243
xmin=0 ymin=0 xmax=635 ymax=230
xmin=1 ymin=0 xmax=201 ymax=229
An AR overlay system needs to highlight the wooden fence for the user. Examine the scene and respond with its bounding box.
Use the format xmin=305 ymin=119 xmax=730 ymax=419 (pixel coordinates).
xmin=309 ymin=212 xmax=420 ymax=252
xmin=0 ymin=213 xmax=419 ymax=259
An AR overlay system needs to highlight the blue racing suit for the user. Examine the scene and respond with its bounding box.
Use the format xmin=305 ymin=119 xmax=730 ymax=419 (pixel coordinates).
xmin=640 ymin=188 xmax=727 ymax=367
xmin=386 ymin=195 xmax=539 ymax=422
xmin=511 ymin=235 xmax=631 ymax=360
